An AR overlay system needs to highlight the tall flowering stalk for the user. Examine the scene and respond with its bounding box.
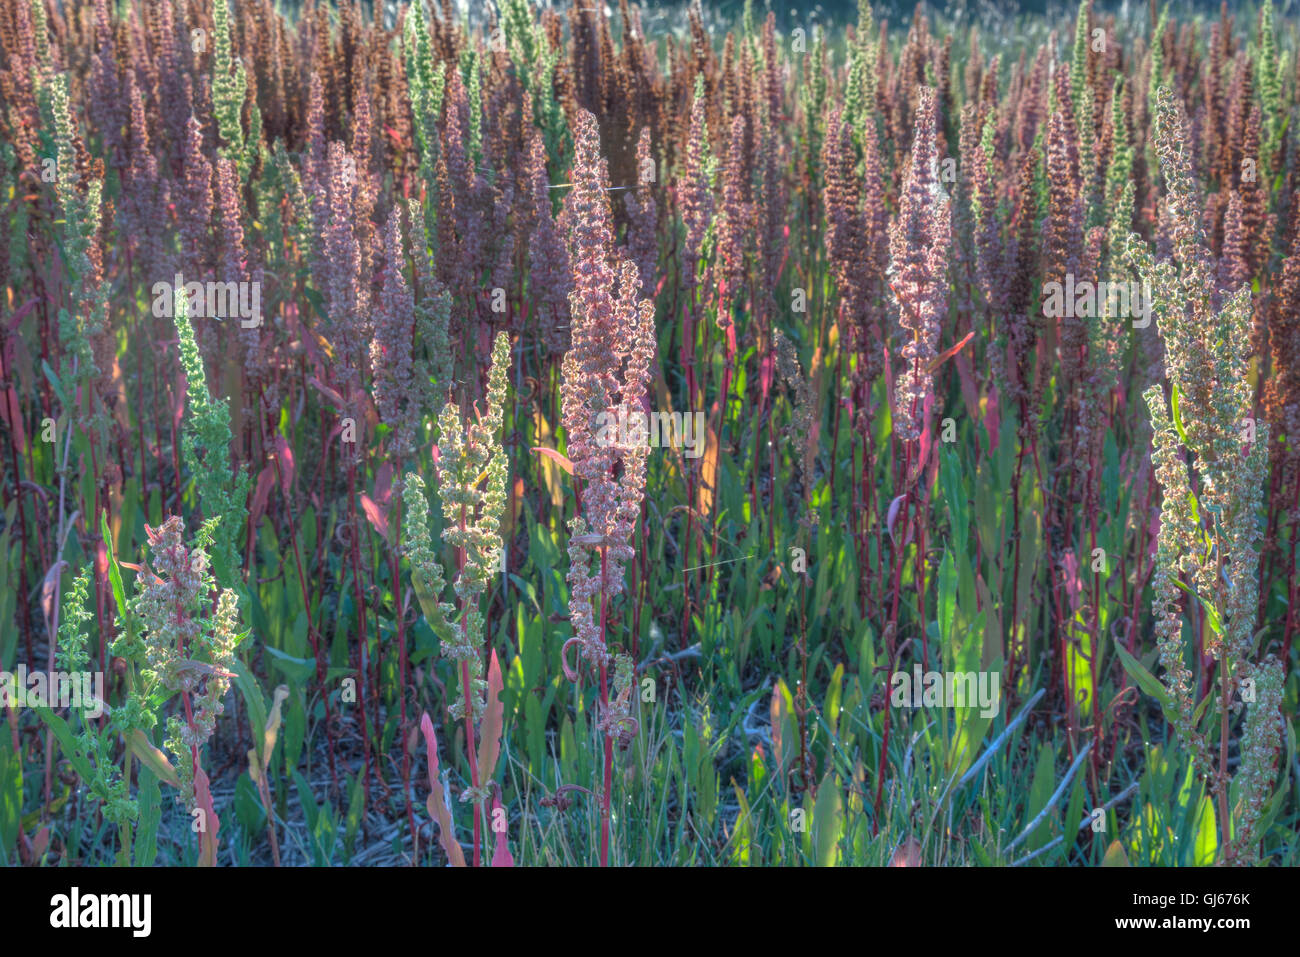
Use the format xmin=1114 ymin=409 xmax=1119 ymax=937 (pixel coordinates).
xmin=370 ymin=209 xmax=430 ymax=843
xmin=172 ymin=286 xmax=250 ymax=577
xmin=1265 ymin=193 xmax=1300 ymax=661
xmin=624 ymin=127 xmax=658 ymax=294
xmin=371 ymin=214 xmax=423 ymax=458
xmin=525 ymin=124 xmax=572 ymax=357
xmin=716 ymin=114 xmax=750 ymax=324
xmin=556 ymin=109 xmax=654 ymax=866
xmin=886 ymin=84 xmax=950 ymax=639
xmin=48 ymin=72 xmax=111 ymax=413
xmin=211 ymin=0 xmax=259 ymax=182
xmin=52 ymin=569 xmax=133 ymax=826
xmin=41 ymin=516 xmax=242 ymax=867
xmin=679 ymin=76 xmax=716 ymax=295
xmin=890 ymin=86 xmax=950 ymax=445
xmin=874 ymin=86 xmax=951 ymax=824
xmin=128 ymin=516 xmax=243 ymax=865
xmin=775 ymin=330 xmax=816 ymax=793
xmin=1126 ymin=88 xmax=1284 ymax=865
xmin=404 ymin=332 xmax=511 ymax=867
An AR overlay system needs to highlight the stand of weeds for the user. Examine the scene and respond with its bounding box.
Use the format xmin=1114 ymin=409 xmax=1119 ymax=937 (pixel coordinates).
xmin=2 ymin=0 xmax=1299 ymax=869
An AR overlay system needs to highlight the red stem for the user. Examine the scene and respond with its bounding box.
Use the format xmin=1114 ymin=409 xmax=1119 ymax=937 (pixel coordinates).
xmin=598 ymin=546 xmax=612 ymax=867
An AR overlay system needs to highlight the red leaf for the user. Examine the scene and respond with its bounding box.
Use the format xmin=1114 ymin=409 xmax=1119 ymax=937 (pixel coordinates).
xmin=194 ymin=765 xmax=221 ymax=867
xmin=6 ymin=297 xmax=38 ymax=332
xmin=373 ymin=462 xmax=394 ymax=507
xmin=886 ymin=495 xmax=906 ymax=546
xmin=308 ymin=376 xmax=347 ymax=410
xmin=984 ymin=385 xmax=1001 ymax=453
xmin=40 ymin=561 xmax=67 ymax=636
xmin=30 ymin=826 xmax=49 ymax=860
xmin=419 ymin=713 xmax=441 ymax=790
xmin=419 ymin=713 xmax=466 ymax=867
xmin=173 ymin=375 xmax=186 ymax=430
xmin=953 ymin=348 xmax=980 ymax=427
xmin=917 ymin=399 xmax=935 ymax=478
xmin=531 ymin=446 xmax=574 ymax=475
xmin=927 ymin=330 xmax=977 ymax=374
xmin=476 ymin=650 xmax=506 ymax=787
xmin=273 ymin=435 xmax=295 ymax=495
xmin=250 ymin=465 xmax=274 ymax=529
xmin=490 ymin=792 xmax=515 ymax=867
xmin=759 ymin=349 xmax=775 ymax=406
xmin=1061 ymin=551 xmax=1082 ymax=613
xmin=0 ymin=385 xmax=26 ymax=456
xmin=360 ymin=493 xmax=389 ymax=541
xmin=888 ymin=838 xmax=923 ymax=867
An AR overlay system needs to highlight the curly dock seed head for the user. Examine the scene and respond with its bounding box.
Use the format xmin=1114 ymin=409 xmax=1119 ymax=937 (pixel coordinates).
xmin=131 ymin=517 xmax=242 ymax=811
xmin=560 ymin=109 xmax=656 ymax=668
xmin=403 ymin=332 xmax=511 ymax=723
xmin=890 ymin=86 xmax=951 ymax=443
xmin=1131 ymin=87 xmax=1278 ymax=823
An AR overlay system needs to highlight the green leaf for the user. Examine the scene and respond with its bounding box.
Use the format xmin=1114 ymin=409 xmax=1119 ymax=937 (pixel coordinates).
xmin=344 ymin=769 xmax=366 ymax=858
xmin=1169 ymin=383 xmax=1188 ymax=443
xmin=41 ymin=361 xmax=68 ymax=409
xmin=100 ymin=511 xmax=128 ymax=624
xmin=0 ymin=744 xmax=20 ymax=861
xmin=234 ymin=772 xmax=266 ymax=836
xmin=811 ymin=774 xmax=843 ymax=866
xmin=33 ymin=706 xmax=95 ymax=784
xmin=1191 ymin=795 xmax=1217 ymax=866
xmin=1114 ymin=644 xmax=1173 ymax=712
xmin=264 ymin=644 xmax=315 ymax=685
xmin=1192 ymin=690 xmax=1214 ymax=729
xmin=1023 ymin=743 xmax=1057 ymax=853
xmin=937 ymin=549 xmax=956 ymax=658
xmin=1171 ymin=579 xmax=1222 ymax=635
xmin=229 ymin=658 xmax=268 ymax=765
xmin=294 ymin=770 xmax=319 ymax=830
xmin=136 ymin=765 xmax=161 ymax=866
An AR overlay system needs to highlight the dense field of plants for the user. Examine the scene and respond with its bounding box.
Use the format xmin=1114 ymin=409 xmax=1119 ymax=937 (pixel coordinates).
xmin=0 ymin=0 xmax=1297 ymax=868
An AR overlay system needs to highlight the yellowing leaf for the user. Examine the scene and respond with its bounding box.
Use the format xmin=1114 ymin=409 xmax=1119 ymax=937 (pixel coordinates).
xmin=769 ymin=678 xmax=795 ymax=776
xmin=502 ymin=476 xmax=525 ymax=542
xmin=250 ymin=685 xmax=289 ymax=784
xmin=193 ymin=765 xmax=220 ymax=867
xmin=694 ymin=423 xmax=719 ymax=519
xmin=530 ymin=445 xmax=574 ymax=475
xmin=811 ymin=774 xmax=843 ymax=866
xmin=419 ymin=713 xmax=466 ymax=867
xmin=1101 ymin=839 xmax=1130 ymax=867
xmin=476 ymin=651 xmax=506 ymax=787
xmin=888 ymin=837 xmax=923 ymax=867
xmin=530 ymin=410 xmax=566 ymax=509
xmin=130 ymin=730 xmax=180 ymax=789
